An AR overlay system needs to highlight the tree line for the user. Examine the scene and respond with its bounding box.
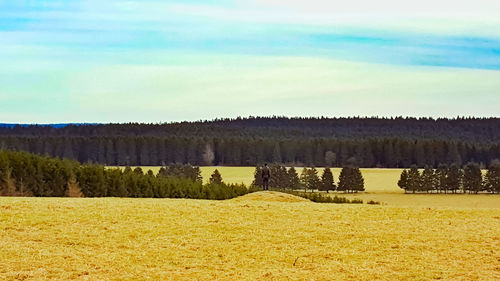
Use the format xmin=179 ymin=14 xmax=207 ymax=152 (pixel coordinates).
xmin=0 ymin=117 xmax=499 ymax=168
xmin=398 ymin=161 xmax=500 ymax=194
xmin=0 ymin=150 xmax=255 ymax=199
xmin=252 ymin=165 xmax=365 ymax=193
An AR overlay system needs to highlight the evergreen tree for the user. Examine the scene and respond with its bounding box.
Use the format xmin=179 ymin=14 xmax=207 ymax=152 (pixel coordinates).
xmin=252 ymin=166 xmax=263 ymax=187
xmin=287 ymin=166 xmax=301 ymax=190
xmin=319 ymin=167 xmax=335 ymax=193
xmin=76 ymin=164 xmax=107 ymax=197
xmin=142 ymin=170 xmax=155 ymax=197
xmin=0 ymin=152 xmax=10 ymax=186
xmin=398 ymin=169 xmax=409 ymax=193
xmin=446 ymin=143 xmax=462 ymax=166
xmin=337 ymin=167 xmax=352 ymax=193
xmin=209 ymin=169 xmax=223 ymax=185
xmin=106 ymin=168 xmax=128 ymax=197
xmin=407 ymin=165 xmax=421 ymax=193
xmin=300 ymin=168 xmax=320 ymax=192
xmin=463 ymin=162 xmax=482 ymax=194
xmin=446 ymin=163 xmax=463 ymax=193
xmin=307 ymin=167 xmax=321 ymax=191
xmin=272 ymin=143 xmax=282 ymax=163
xmin=351 ymin=167 xmax=365 ymax=192
xmin=420 ymin=166 xmax=436 ymax=193
xmin=337 ymin=165 xmax=364 ymax=193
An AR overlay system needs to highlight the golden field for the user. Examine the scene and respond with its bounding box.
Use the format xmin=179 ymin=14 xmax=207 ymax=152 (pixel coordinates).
xmin=1 ymin=192 xmax=499 ymax=280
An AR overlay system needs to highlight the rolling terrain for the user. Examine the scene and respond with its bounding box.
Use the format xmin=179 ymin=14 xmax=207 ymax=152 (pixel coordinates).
xmin=0 ymin=193 xmax=499 ymax=280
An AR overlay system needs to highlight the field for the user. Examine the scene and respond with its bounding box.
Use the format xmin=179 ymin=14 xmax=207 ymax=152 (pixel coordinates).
xmin=1 ymin=193 xmax=499 ymax=280
xmin=2 ymin=167 xmax=499 ymax=280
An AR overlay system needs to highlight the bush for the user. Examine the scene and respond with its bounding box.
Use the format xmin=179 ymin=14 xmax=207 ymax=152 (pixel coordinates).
xmin=281 ymin=190 xmax=364 ymax=204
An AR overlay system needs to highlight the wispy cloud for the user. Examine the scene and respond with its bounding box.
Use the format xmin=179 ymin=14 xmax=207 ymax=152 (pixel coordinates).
xmin=0 ymin=0 xmax=499 ymax=122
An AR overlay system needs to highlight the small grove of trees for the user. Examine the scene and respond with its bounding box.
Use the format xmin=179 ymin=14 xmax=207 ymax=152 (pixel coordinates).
xmin=252 ymin=165 xmax=364 ymax=193
xmin=398 ymin=161 xmax=500 ymax=194
xmin=0 ymin=150 xmax=255 ymax=199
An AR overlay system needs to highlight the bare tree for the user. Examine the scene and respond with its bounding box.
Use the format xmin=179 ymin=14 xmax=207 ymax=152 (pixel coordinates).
xmin=324 ymin=151 xmax=336 ymax=167
xmin=202 ymin=144 xmax=215 ymax=166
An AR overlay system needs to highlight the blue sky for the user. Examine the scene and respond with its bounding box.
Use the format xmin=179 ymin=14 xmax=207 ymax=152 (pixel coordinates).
xmin=0 ymin=0 xmax=499 ymax=123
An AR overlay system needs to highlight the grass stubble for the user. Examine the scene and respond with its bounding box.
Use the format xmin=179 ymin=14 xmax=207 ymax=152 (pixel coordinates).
xmin=1 ymin=192 xmax=499 ymax=280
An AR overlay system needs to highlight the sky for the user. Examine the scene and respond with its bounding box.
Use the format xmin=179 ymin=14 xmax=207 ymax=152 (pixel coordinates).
xmin=0 ymin=0 xmax=499 ymax=123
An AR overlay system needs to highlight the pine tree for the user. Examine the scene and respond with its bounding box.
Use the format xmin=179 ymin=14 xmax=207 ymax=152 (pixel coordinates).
xmin=300 ymin=168 xmax=309 ymax=192
xmin=0 ymin=152 xmax=10 ymax=187
xmin=446 ymin=163 xmax=463 ymax=193
xmin=105 ymin=139 xmax=115 ymax=165
xmin=319 ymin=167 xmax=335 ymax=193
xmin=398 ymin=169 xmax=409 ymax=193
xmin=337 ymin=167 xmax=351 ymax=193
xmin=446 ymin=143 xmax=462 ymax=166
xmin=272 ymin=143 xmax=282 ymax=163
xmin=384 ymin=141 xmax=395 ymax=168
xmin=351 ymin=167 xmax=365 ymax=192
xmin=273 ymin=165 xmax=288 ymax=189
xmin=299 ymin=168 xmax=320 ymax=192
xmin=406 ymin=165 xmax=421 ymax=193
xmin=209 ymin=169 xmax=223 ymax=185
xmin=106 ymin=168 xmax=127 ymax=197
xmin=415 ymin=141 xmax=426 ymax=167
xmin=463 ymin=162 xmax=482 ymax=194
xmin=420 ymin=166 xmax=435 ymax=193
xmin=142 ymin=170 xmax=155 ymax=197
xmin=252 ymin=166 xmax=263 ymax=187
xmin=307 ymin=167 xmax=321 ymax=192
xmin=287 ymin=167 xmax=301 ymax=190
xmin=337 ymin=165 xmax=364 ymax=193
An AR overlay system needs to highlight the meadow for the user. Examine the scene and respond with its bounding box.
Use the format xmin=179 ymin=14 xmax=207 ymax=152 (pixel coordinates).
xmin=1 ymin=193 xmax=499 ymax=280
xmin=2 ymin=167 xmax=499 ymax=280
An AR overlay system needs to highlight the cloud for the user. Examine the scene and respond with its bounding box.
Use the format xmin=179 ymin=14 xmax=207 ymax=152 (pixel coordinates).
xmin=1 ymin=1 xmax=499 ymax=122
xmin=2 ymin=53 xmax=498 ymax=122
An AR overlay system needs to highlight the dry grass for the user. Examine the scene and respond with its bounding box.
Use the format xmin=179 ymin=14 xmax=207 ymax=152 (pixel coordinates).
xmin=339 ymin=193 xmax=500 ymax=209
xmin=231 ymin=191 xmax=309 ymax=203
xmin=1 ymin=193 xmax=499 ymax=280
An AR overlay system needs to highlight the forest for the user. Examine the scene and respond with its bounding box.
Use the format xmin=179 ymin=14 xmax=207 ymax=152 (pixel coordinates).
xmin=0 ymin=150 xmax=253 ymax=199
xmin=0 ymin=117 xmax=499 ymax=167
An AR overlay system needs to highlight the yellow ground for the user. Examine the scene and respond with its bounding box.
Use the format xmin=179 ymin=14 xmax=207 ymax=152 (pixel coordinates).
xmin=340 ymin=193 xmax=500 ymax=209
xmin=1 ymin=193 xmax=499 ymax=280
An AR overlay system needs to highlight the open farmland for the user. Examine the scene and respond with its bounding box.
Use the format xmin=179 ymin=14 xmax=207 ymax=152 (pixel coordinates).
xmin=0 ymin=192 xmax=499 ymax=280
